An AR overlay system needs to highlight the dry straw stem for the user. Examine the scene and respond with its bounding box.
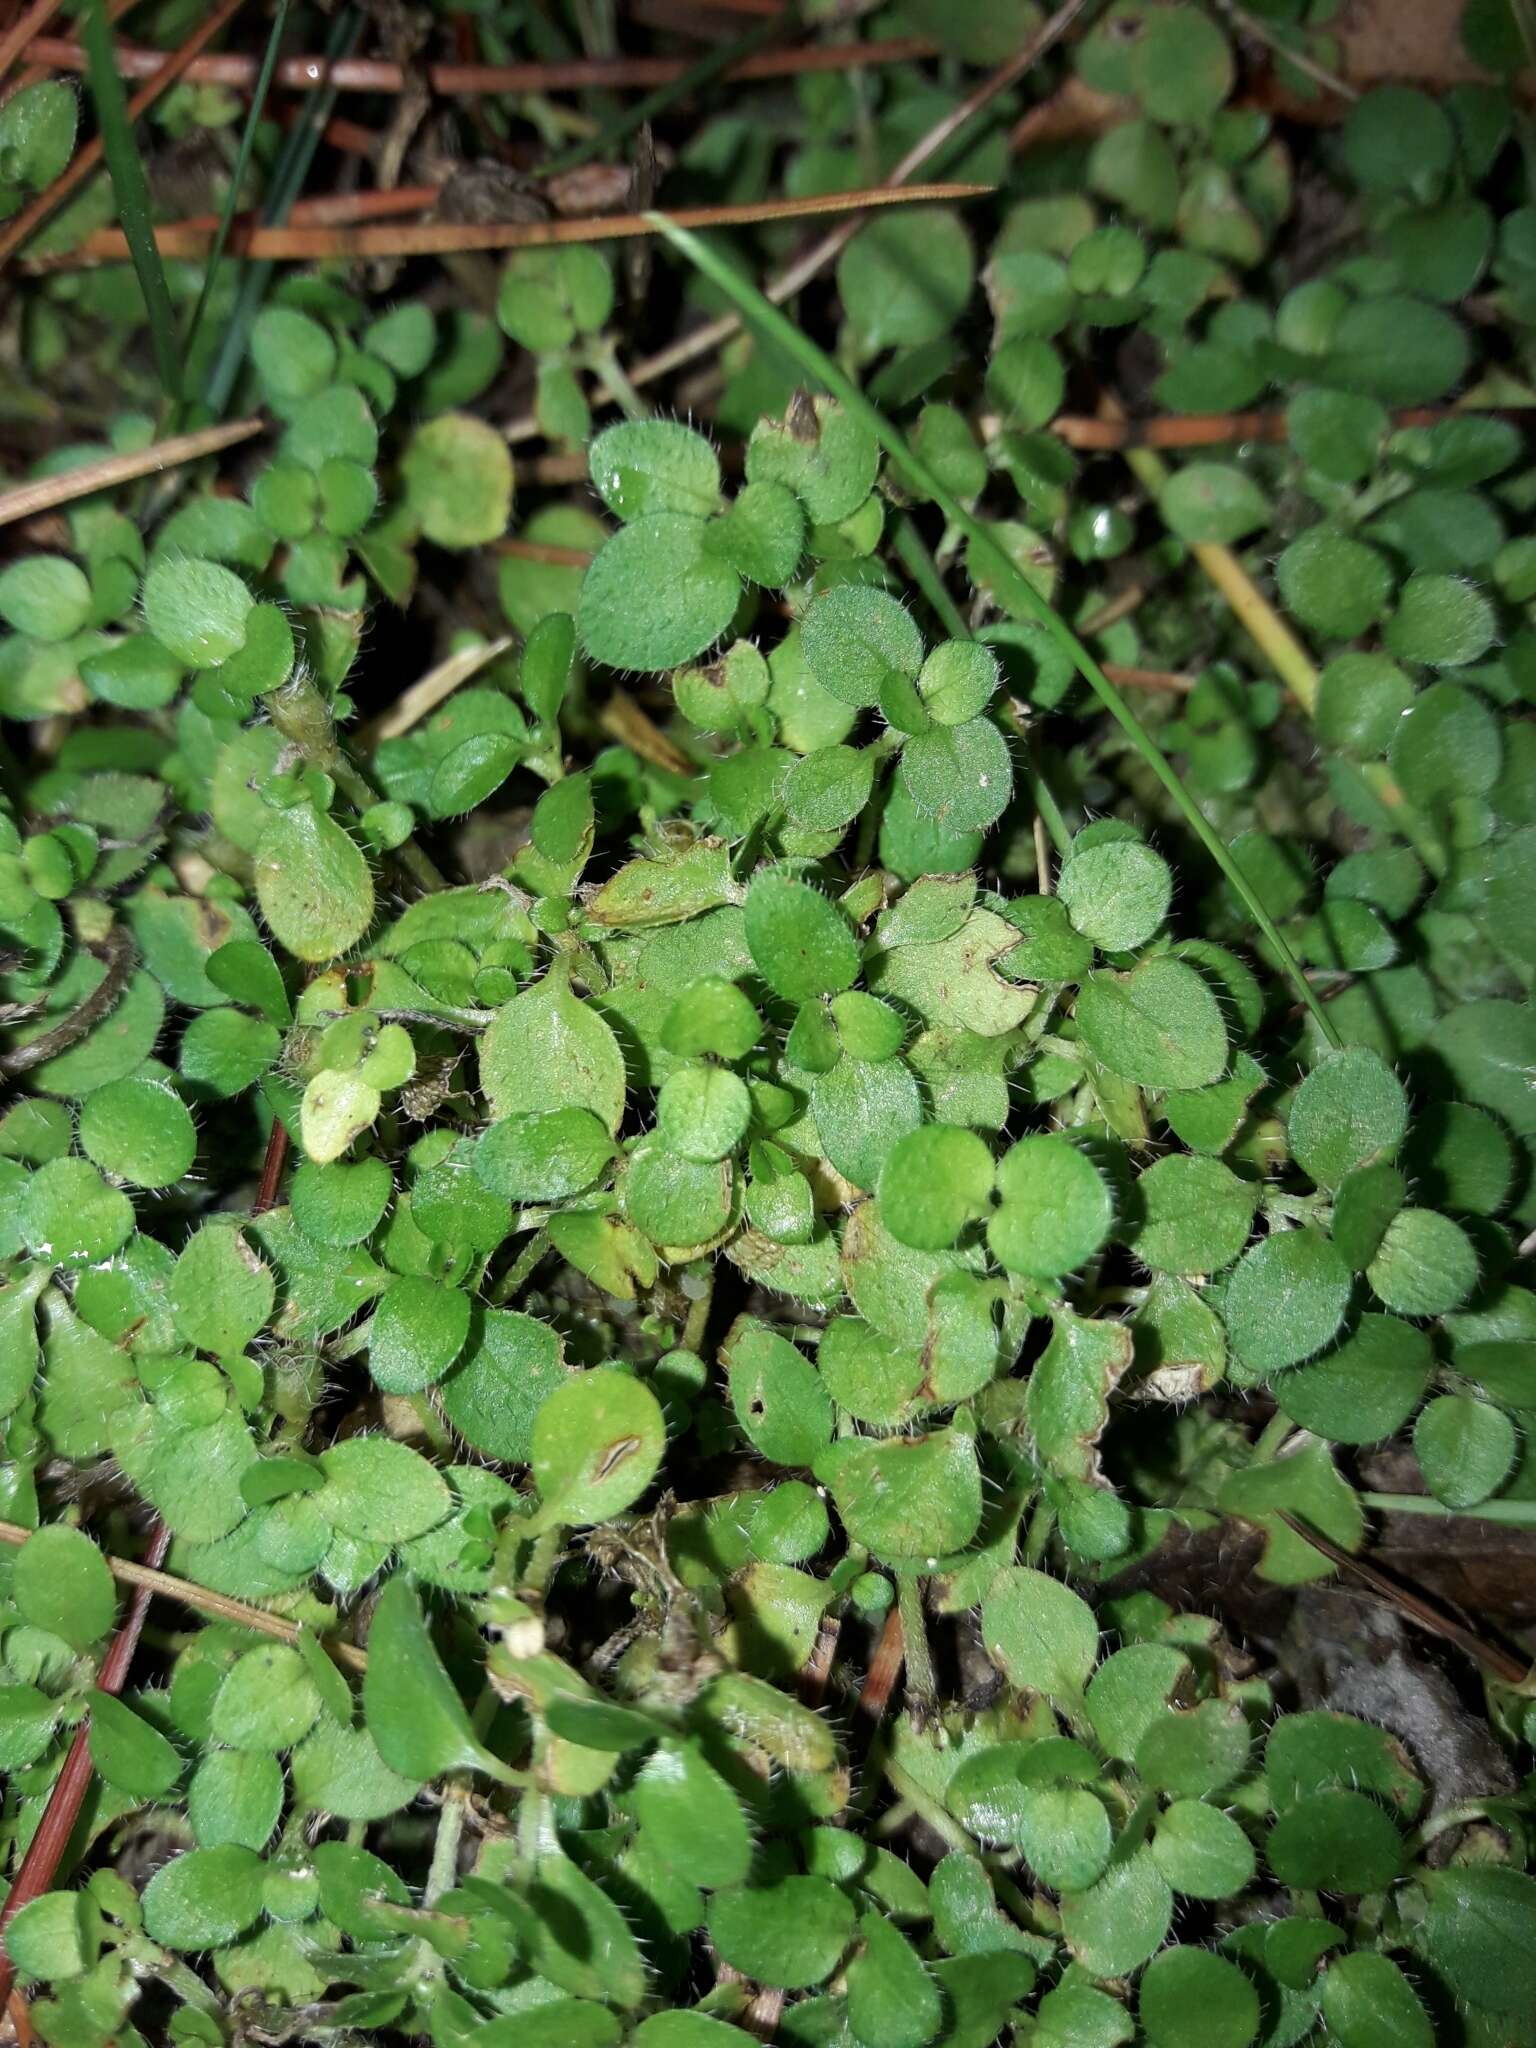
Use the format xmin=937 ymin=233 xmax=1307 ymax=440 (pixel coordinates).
xmin=1215 ymin=0 xmax=1360 ymax=102
xmin=1103 ymin=394 xmax=1321 ymax=715
xmin=505 ymin=0 xmax=1095 ymax=442
xmin=358 ymin=634 xmax=516 ymax=746
xmin=30 ymin=179 xmax=989 ymax=267
xmin=0 ymin=1518 xmax=371 ymax=1673
xmin=8 ymin=0 xmax=134 ymax=97
xmin=1101 ymin=661 xmax=1195 ymax=694
xmin=24 ymin=29 xmax=934 ymax=96
xmin=1051 ymin=402 xmax=1536 ymax=450
xmin=27 ymin=183 xmax=445 ymax=271
xmin=597 ymin=688 xmax=695 ymax=776
xmin=0 ymin=1520 xmax=170 ymax=2013
xmin=0 ymin=0 xmax=248 ymax=266
xmin=1273 ymin=1510 xmax=1529 ymax=1687
xmin=0 ymin=417 xmax=264 ymax=528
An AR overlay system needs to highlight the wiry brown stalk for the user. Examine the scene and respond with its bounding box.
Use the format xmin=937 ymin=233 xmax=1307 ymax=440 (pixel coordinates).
xmin=0 ymin=925 xmax=135 ymax=1075
xmin=1052 ymin=402 xmax=1535 ymax=450
xmin=9 ymin=0 xmax=134 ymax=95
xmin=41 ymin=183 xmax=442 ymax=269
xmin=0 ymin=418 xmax=264 ymax=529
xmin=798 ymin=1615 xmax=841 ymax=1709
xmin=858 ymin=1605 xmax=905 ymax=1721
xmin=1102 ymin=661 xmax=1196 ymax=695
xmin=1273 ymin=1510 xmax=1529 ymax=1686
xmin=0 ymin=1118 xmax=296 ymax=2015
xmin=0 ymin=1522 xmax=169 ymax=2011
xmin=26 ymin=179 xmax=989 ymax=267
xmin=252 ymin=1113 xmax=291 ymax=1217
xmin=24 ymin=29 xmax=934 ymax=96
xmin=0 ymin=1518 xmax=368 ymax=1671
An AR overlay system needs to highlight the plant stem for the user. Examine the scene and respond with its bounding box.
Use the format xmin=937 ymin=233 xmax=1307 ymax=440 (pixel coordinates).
xmin=895 ymin=1574 xmax=936 ymax=1708
xmin=882 ymin=1754 xmax=973 ymax=1851
xmin=0 ymin=0 xmax=246 ymax=269
xmin=581 ymin=335 xmax=649 ymax=421
xmin=203 ymin=5 xmax=363 ymax=416
xmin=1115 ymin=425 xmax=1320 ymax=714
xmin=178 ymin=0 xmax=291 ymax=374
xmin=0 ymin=419 xmax=264 ymax=529
xmin=492 ymin=1228 xmax=552 ymax=1305
xmin=1 ymin=924 xmax=135 ymax=1077
xmin=681 ymin=1267 xmax=715 ymax=1355
xmin=424 ymin=1786 xmax=469 ymax=1906
xmin=29 ymin=28 xmax=935 ymax=96
xmin=0 ymin=1521 xmax=171 ymax=2009
xmin=1249 ymin=1412 xmax=1295 ymax=1464
xmin=1115 ymin=402 xmax=1451 ymax=877
xmin=893 ymin=514 xmax=969 ymax=640
xmin=1275 ymin=1510 xmax=1528 ymax=1684
xmin=538 ymin=6 xmax=788 ymax=179
xmin=1361 ymin=1491 xmax=1536 ymax=1528
xmin=0 ymin=1518 xmax=368 ymax=1672
xmin=858 ymin=1603 xmax=905 ymax=1721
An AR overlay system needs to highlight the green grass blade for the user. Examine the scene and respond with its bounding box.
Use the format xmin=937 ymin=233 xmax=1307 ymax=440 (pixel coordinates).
xmin=181 ymin=0 xmax=291 ymax=377
xmin=204 ymin=5 xmax=361 ymax=415
xmin=655 ymin=213 xmax=1341 ymax=1048
xmin=80 ymin=0 xmax=181 ymax=400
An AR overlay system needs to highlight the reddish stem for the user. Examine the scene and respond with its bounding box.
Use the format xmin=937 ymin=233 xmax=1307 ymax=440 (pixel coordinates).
xmin=253 ymin=1115 xmax=291 ymax=1218
xmin=0 ymin=1524 xmax=171 ymax=2008
xmin=23 ymin=31 xmax=934 ymax=96
xmin=858 ymin=1606 xmax=905 ymax=1722
xmin=0 ymin=1120 xmax=290 ymax=2007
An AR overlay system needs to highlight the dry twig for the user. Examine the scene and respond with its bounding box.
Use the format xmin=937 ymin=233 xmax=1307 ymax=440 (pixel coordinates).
xmin=0 ymin=418 xmax=264 ymax=528
xmin=24 ymin=30 xmax=934 ymax=96
xmin=26 ymin=179 xmax=988 ymax=266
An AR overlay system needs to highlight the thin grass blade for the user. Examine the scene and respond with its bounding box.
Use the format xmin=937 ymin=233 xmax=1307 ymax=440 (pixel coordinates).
xmin=203 ymin=4 xmax=360 ymax=414
xmin=79 ymin=0 xmax=181 ymax=399
xmin=181 ymin=0 xmax=290 ymax=375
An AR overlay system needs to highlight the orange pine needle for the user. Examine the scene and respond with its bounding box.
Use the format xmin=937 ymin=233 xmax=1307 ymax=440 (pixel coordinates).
xmin=23 ymin=30 xmax=934 ymax=97
xmin=24 ymin=178 xmax=989 ymax=269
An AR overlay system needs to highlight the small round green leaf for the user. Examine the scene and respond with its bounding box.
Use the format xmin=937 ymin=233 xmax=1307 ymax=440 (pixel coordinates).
xmin=988 ymin=1134 xmax=1113 ymax=1280
xmin=1139 ymin=1948 xmax=1258 ymax=2048
xmin=254 ymin=804 xmax=374 ymax=964
xmin=531 ymin=1368 xmax=666 ymax=1525
xmin=744 ymin=871 xmax=860 ymax=1003
xmin=706 ymin=1877 xmax=855 ymax=1990
xmin=981 ymin=1566 xmax=1098 ymax=1699
xmin=12 ymin=1524 xmax=115 ymax=1649
xmin=878 ymin=1125 xmax=994 ymax=1250
xmin=142 ymin=1846 xmax=266 ymax=1951
xmin=78 ymin=1077 xmax=196 ymax=1189
xmin=142 ymin=558 xmax=253 ymax=668
xmin=1222 ymin=1227 xmax=1351 ymax=1377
